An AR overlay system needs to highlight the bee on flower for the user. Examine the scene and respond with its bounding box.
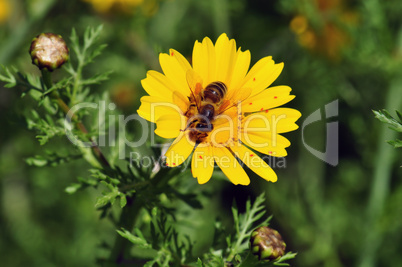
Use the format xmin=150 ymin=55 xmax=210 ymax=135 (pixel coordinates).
xmin=138 ymin=34 xmax=301 ymax=185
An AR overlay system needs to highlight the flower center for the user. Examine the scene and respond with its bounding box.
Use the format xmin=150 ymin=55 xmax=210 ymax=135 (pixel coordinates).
xmin=185 ymin=81 xmax=228 ymax=143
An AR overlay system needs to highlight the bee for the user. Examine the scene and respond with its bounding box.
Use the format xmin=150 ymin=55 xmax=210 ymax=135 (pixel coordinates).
xmin=185 ymin=81 xmax=228 ymax=143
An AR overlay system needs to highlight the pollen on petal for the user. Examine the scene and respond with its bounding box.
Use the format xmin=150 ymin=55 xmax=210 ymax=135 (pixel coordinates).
xmin=253 ymin=77 xmax=256 ymax=81
xmin=249 ymin=102 xmax=253 ymax=105
xmin=199 ymin=155 xmax=203 ymax=159
xmin=260 ymin=108 xmax=264 ymax=111
xmin=172 ymin=163 xmax=176 ymax=166
xmin=274 ymin=96 xmax=278 ymax=99
xmin=250 ymin=154 xmax=254 ymax=157
xmin=171 ymin=51 xmax=174 ymax=56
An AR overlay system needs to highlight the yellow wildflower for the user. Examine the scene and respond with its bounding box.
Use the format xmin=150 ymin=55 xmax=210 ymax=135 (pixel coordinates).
xmin=0 ymin=0 xmax=11 ymax=24
xmin=290 ymin=0 xmax=358 ymax=60
xmin=138 ymin=34 xmax=301 ymax=185
xmin=83 ymin=0 xmax=144 ymax=14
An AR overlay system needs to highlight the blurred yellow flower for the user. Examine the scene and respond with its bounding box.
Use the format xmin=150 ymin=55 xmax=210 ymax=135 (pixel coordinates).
xmin=110 ymin=83 xmax=137 ymax=110
xmin=82 ymin=0 xmax=159 ymax=15
xmin=138 ymin=34 xmax=301 ymax=185
xmin=0 ymin=0 xmax=11 ymax=24
xmin=83 ymin=0 xmax=143 ymax=13
xmin=290 ymin=0 xmax=358 ymax=60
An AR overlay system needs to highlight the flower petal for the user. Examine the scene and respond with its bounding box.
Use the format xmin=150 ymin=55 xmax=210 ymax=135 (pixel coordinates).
xmin=228 ymin=48 xmax=251 ymax=91
xmin=213 ymin=146 xmax=250 ymax=185
xmin=231 ymin=144 xmax=277 ymax=182
xmin=141 ymin=70 xmax=177 ymax=100
xmin=242 ymin=86 xmax=295 ymax=112
xmin=165 ymin=133 xmax=195 ymax=167
xmin=215 ymin=34 xmax=237 ymax=85
xmin=155 ymin=113 xmax=187 ymax=139
xmin=192 ymin=37 xmax=216 ymax=86
xmin=172 ymin=91 xmax=189 ymax=113
xmin=242 ymin=108 xmax=301 ymax=134
xmin=138 ymin=96 xmax=183 ymax=122
xmin=208 ymin=112 xmax=240 ymax=146
xmin=240 ymin=57 xmax=284 ymax=97
xmin=191 ymin=145 xmax=214 ymax=184
xmin=240 ymin=132 xmax=290 ymax=157
xmin=159 ymin=51 xmax=191 ymax=97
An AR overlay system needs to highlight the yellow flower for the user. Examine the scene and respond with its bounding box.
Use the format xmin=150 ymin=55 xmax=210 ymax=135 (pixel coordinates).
xmin=0 ymin=0 xmax=11 ymax=24
xmin=290 ymin=0 xmax=358 ymax=60
xmin=138 ymin=34 xmax=301 ymax=185
xmin=83 ymin=0 xmax=144 ymax=14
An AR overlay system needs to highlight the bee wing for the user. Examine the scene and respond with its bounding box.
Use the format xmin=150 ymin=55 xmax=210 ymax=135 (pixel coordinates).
xmin=172 ymin=91 xmax=189 ymax=113
xmin=186 ymin=69 xmax=203 ymax=93
xmin=218 ymin=87 xmax=253 ymax=115
xmin=229 ymin=87 xmax=252 ymax=104
xmin=186 ymin=69 xmax=203 ymax=110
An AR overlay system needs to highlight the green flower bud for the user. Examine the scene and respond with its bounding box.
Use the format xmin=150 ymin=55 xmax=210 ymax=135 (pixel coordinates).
xmin=250 ymin=226 xmax=286 ymax=261
xmin=29 ymin=33 xmax=69 ymax=71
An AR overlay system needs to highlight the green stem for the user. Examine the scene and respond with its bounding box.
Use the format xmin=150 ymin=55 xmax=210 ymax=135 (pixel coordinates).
xmin=41 ymin=69 xmax=111 ymax=169
xmin=358 ymin=77 xmax=402 ymax=267
xmin=109 ymin=196 xmax=142 ymax=264
xmin=70 ymin=63 xmax=82 ymax=105
xmin=41 ymin=69 xmax=53 ymax=90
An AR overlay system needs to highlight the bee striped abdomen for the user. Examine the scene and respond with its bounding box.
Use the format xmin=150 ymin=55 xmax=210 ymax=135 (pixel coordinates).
xmin=203 ymin=81 xmax=227 ymax=104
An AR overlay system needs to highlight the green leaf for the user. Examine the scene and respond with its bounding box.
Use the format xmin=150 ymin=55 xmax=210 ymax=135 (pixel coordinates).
xmin=26 ymin=156 xmax=48 ymax=167
xmin=373 ymin=109 xmax=402 ymax=132
xmin=26 ymin=152 xmax=82 ymax=167
xmin=387 ymin=139 xmax=402 ymax=148
xmin=120 ymin=194 xmax=127 ymax=208
xmin=396 ymin=110 xmax=402 ymax=122
xmin=26 ymin=116 xmax=66 ymax=145
xmin=80 ymin=70 xmax=113 ymax=86
xmin=273 ymin=252 xmax=298 ymax=266
xmin=196 ymin=258 xmax=204 ymax=267
xmin=116 ymin=228 xmax=152 ymax=249
xmin=227 ymin=193 xmax=272 ymax=261
xmin=0 ymin=65 xmax=16 ymax=87
xmin=65 ymin=183 xmax=82 ymax=194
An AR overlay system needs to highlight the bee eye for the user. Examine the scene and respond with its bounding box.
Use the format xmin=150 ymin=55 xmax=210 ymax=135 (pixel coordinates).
xmin=196 ymin=122 xmax=213 ymax=132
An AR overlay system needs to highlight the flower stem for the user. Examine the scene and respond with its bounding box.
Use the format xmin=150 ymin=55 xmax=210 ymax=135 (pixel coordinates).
xmin=109 ymin=196 xmax=142 ymax=264
xmin=41 ymin=69 xmax=111 ymax=169
xmin=358 ymin=77 xmax=402 ymax=267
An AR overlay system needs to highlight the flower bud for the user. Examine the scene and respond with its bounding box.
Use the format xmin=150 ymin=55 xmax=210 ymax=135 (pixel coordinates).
xmin=29 ymin=33 xmax=69 ymax=71
xmin=250 ymin=226 xmax=286 ymax=261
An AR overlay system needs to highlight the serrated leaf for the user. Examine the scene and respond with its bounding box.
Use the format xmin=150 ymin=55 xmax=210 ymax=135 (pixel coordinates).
xmin=387 ymin=139 xmax=402 ymax=148
xmin=273 ymin=252 xmax=298 ymax=266
xmin=116 ymin=228 xmax=152 ymax=249
xmin=95 ymin=191 xmax=119 ymax=208
xmin=0 ymin=65 xmax=17 ymax=87
xmin=81 ymin=70 xmax=113 ymax=86
xmin=373 ymin=109 xmax=402 ymax=132
xmin=396 ymin=110 xmax=402 ymax=122
xmin=227 ymin=193 xmax=271 ymax=261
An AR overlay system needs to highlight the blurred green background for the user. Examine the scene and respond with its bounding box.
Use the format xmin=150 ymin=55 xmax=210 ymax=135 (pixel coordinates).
xmin=1 ymin=0 xmax=401 ymax=266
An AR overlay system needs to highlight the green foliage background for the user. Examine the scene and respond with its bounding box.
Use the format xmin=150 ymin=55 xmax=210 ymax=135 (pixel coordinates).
xmin=0 ymin=0 xmax=401 ymax=266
